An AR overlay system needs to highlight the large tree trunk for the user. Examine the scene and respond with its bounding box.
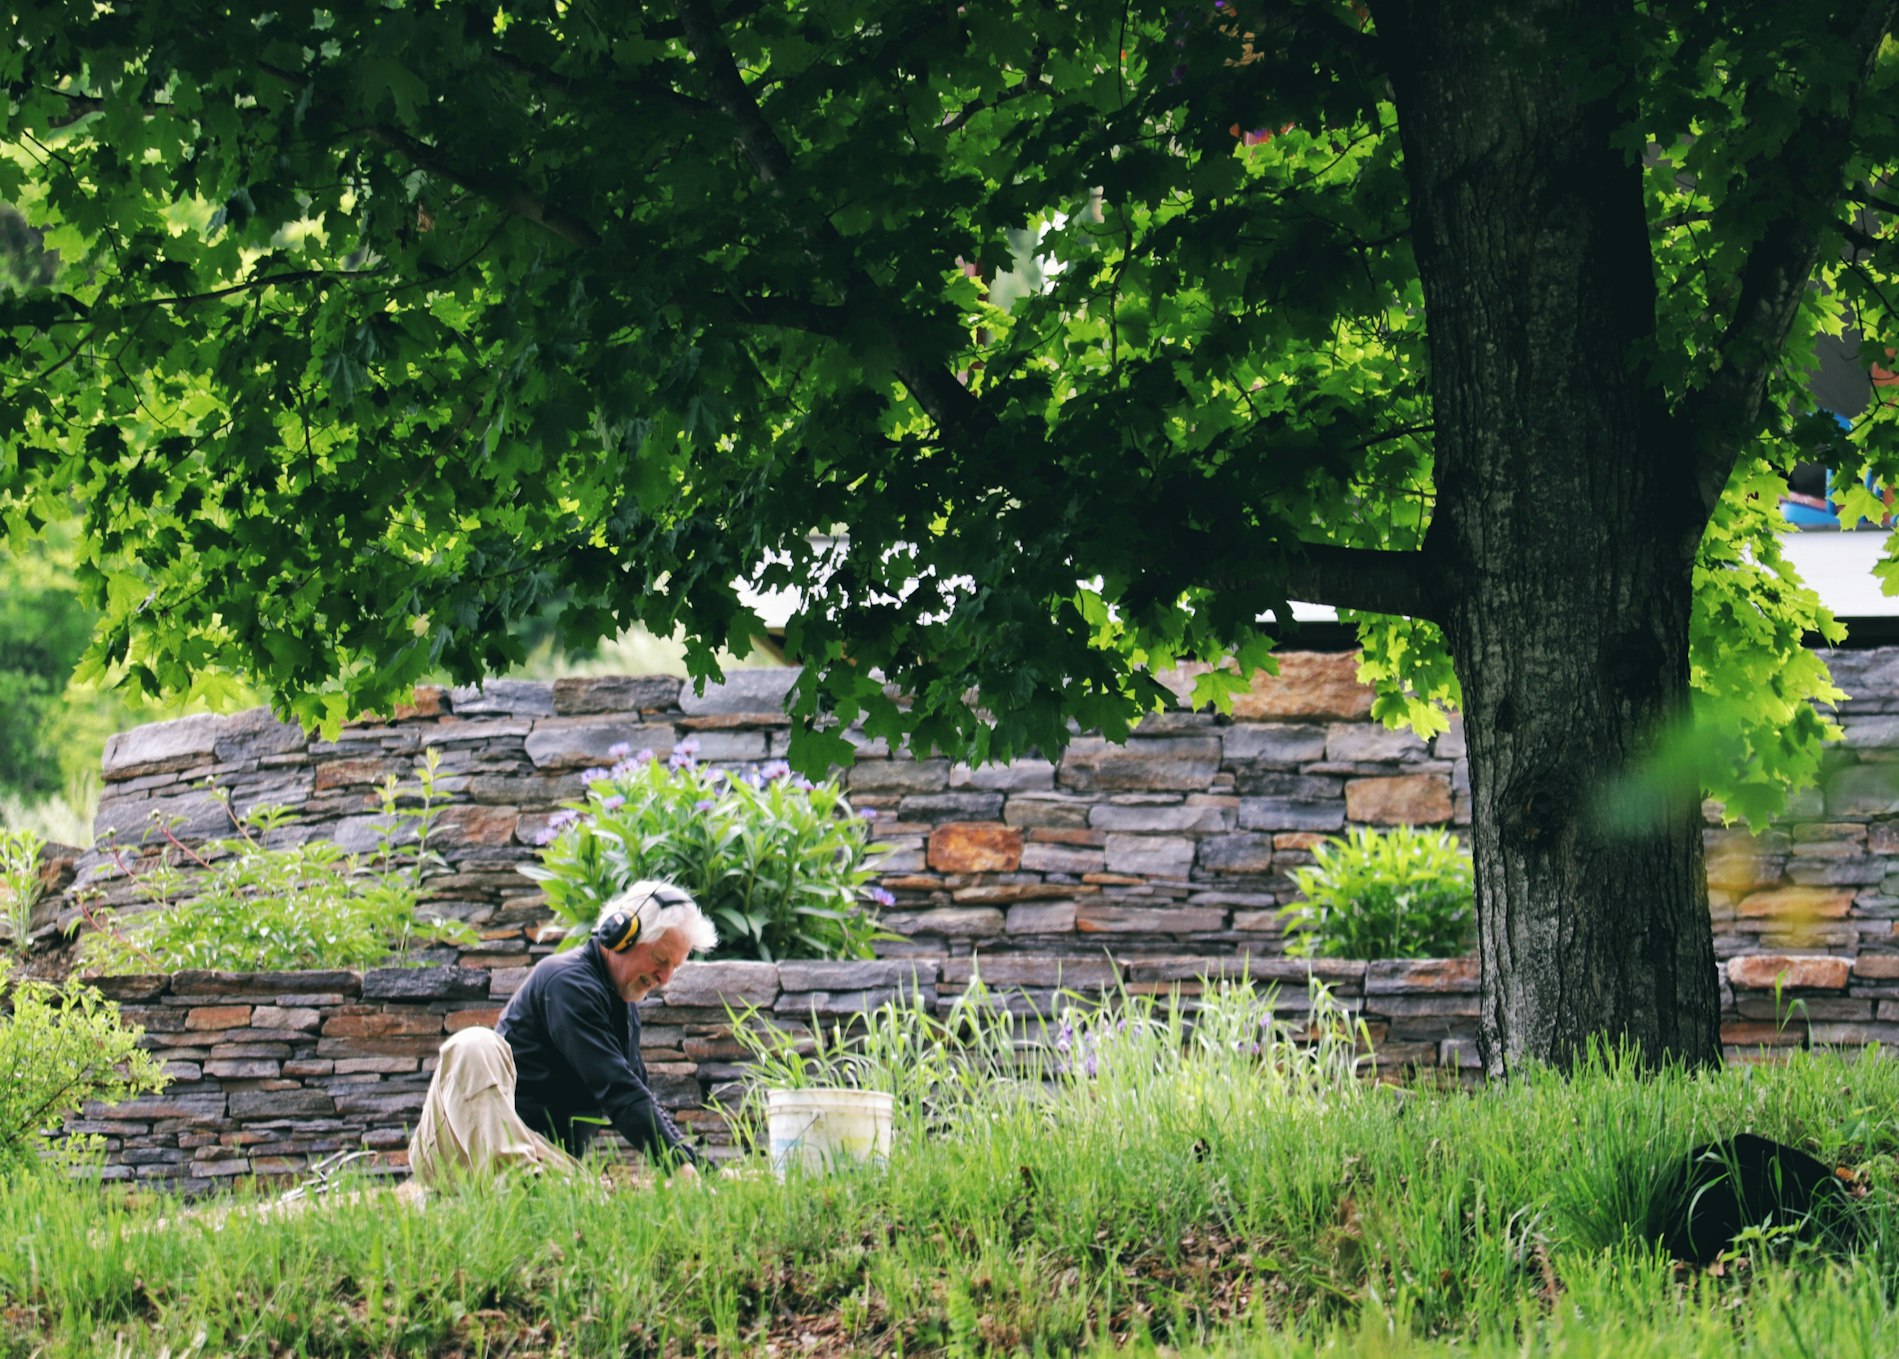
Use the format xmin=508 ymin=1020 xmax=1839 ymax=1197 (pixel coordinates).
xmin=1378 ymin=0 xmax=1723 ymax=1072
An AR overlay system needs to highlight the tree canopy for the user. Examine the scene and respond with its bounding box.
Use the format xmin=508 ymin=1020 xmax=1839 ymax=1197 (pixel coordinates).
xmin=0 ymin=1 xmax=1861 ymax=778
xmin=8 ymin=0 xmax=1899 ymax=1065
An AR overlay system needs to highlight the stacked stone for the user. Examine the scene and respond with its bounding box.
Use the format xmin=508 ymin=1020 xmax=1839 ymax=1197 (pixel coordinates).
xmin=70 ymin=953 xmax=1491 ymax=1193
xmin=64 ymin=655 xmax=1470 ymax=965
xmin=74 ymin=966 xmax=496 ymax=1194
xmin=57 ymin=645 xmax=1899 ymax=974
xmin=1719 ymin=952 xmax=1899 ymax=1057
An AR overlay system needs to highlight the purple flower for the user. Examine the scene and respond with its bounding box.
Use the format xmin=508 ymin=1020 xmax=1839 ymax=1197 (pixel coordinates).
xmin=865 ymin=886 xmax=895 ymax=908
xmin=600 ymin=795 xmax=625 ymax=812
xmin=608 ymin=742 xmax=633 ymax=760
xmin=668 ymin=738 xmax=701 ymax=771
xmin=857 ymin=807 xmax=879 ymax=823
xmin=693 ymin=799 xmax=716 ymax=813
xmin=760 ymin=759 xmax=792 ymax=782
xmin=536 ymin=808 xmax=582 ymax=845
xmin=788 ymin=774 xmax=814 ymax=791
xmin=580 ymin=767 xmax=610 ymax=784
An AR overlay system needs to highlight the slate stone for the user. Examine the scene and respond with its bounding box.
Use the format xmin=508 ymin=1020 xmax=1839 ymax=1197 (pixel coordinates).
xmin=524 ymin=718 xmax=676 ymax=769
xmin=1221 ymin=724 xmax=1328 ymax=767
xmin=102 ymin=713 xmax=225 ymax=780
xmin=213 ymin=708 xmax=308 ymax=763
xmin=1325 ymin=724 xmax=1430 ymax=763
xmin=777 ymin=960 xmax=941 ymax=991
xmin=171 ymin=970 xmax=362 ymax=998
xmin=553 ymin=675 xmax=684 ymax=715
xmin=94 ymin=788 xmax=231 ymax=844
xmin=361 ymin=967 xmax=491 ymax=1000
xmin=949 ymin=760 xmax=1057 ymax=792
xmin=900 ymin=792 xmax=1006 ymax=821
xmin=846 ymin=760 xmax=952 ymax=794
xmin=1103 ymin=834 xmax=1197 ymax=879
xmin=1237 ymin=797 xmax=1347 ymax=832
xmin=229 ymin=1090 xmax=337 ymax=1119
xmin=1826 ymin=763 xmax=1899 ymax=817
xmin=659 ymin=961 xmax=780 ymax=1009
xmin=1089 ymin=803 xmax=1228 ymax=833
xmin=1196 ymin=833 xmax=1276 ymax=875
xmin=677 ymin=669 xmax=800 ymax=717
xmin=447 ymin=680 xmax=557 ymax=717
xmin=881 ymin=907 xmax=1006 ymax=938
xmin=1365 ymin=957 xmax=1480 ymax=994
xmin=1060 ymin=737 xmax=1223 ymax=793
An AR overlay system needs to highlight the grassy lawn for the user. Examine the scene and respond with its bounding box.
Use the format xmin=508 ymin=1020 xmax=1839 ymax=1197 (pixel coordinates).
xmin=3 ymin=990 xmax=1897 ymax=1356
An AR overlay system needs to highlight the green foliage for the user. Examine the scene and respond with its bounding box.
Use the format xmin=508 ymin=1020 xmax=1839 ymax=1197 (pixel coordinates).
xmin=0 ymin=826 xmax=44 ymax=954
xmin=75 ymin=752 xmax=475 ymax=975
xmin=522 ymin=744 xmax=887 ymax=963
xmin=0 ymin=1 xmax=1871 ymax=819
xmin=0 ymin=962 xmax=167 ymax=1174
xmin=1281 ymin=826 xmax=1475 ymax=960
xmin=1 ymin=1025 xmax=1899 ymax=1352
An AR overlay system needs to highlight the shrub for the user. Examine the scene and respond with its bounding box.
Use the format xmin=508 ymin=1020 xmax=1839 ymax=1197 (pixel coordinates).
xmin=74 ymin=751 xmax=476 ymax=975
xmin=0 ymin=827 xmax=46 ymax=955
xmin=0 ymin=962 xmax=168 ymax=1172
xmin=1280 ymin=825 xmax=1475 ymax=959
xmin=522 ymin=741 xmax=889 ymax=961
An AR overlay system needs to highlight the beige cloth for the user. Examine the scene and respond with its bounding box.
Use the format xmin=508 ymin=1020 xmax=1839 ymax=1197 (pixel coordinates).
xmin=407 ymin=1027 xmax=581 ymax=1187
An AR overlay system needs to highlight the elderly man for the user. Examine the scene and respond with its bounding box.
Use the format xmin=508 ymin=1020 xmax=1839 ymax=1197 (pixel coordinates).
xmin=408 ymin=880 xmax=719 ymax=1186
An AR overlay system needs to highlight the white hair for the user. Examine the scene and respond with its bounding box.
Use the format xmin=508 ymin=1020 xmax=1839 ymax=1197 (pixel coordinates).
xmin=596 ymin=880 xmax=718 ymax=954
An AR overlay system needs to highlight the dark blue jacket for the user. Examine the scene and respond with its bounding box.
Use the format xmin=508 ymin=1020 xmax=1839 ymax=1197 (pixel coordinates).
xmin=495 ymin=940 xmax=699 ymax=1166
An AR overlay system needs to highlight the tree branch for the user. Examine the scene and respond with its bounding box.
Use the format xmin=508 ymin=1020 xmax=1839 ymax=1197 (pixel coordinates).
xmin=255 ymin=62 xmax=603 ymax=251
xmin=1217 ymin=540 xmax=1442 ymax=620
xmin=677 ymin=0 xmax=1001 ymax=446
xmin=1677 ymin=0 xmax=1896 ymax=513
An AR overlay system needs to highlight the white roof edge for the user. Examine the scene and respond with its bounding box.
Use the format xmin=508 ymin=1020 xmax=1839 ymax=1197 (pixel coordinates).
xmin=735 ymin=530 xmax=1899 ymax=633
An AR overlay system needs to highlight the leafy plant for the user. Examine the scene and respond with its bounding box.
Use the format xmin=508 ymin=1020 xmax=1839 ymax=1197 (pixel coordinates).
xmin=74 ymin=751 xmax=476 ymax=975
xmin=1280 ymin=825 xmax=1475 ymax=960
xmin=0 ymin=962 xmax=168 ymax=1172
xmin=0 ymin=828 xmax=46 ymax=955
xmin=522 ymin=742 xmax=890 ymax=962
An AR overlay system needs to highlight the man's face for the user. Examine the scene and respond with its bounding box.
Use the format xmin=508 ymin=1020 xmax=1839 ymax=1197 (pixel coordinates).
xmin=609 ymin=931 xmax=692 ymax=1002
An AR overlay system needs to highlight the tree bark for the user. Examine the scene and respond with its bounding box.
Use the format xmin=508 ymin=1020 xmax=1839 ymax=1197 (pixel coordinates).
xmin=1378 ymin=0 xmax=1723 ymax=1072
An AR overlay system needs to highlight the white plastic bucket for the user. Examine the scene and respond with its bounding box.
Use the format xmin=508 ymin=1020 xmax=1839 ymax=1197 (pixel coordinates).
xmin=766 ymin=1087 xmax=894 ymax=1177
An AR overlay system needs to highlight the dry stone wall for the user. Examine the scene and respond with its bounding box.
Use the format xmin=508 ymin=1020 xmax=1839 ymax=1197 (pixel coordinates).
xmin=77 ymin=947 xmax=1880 ymax=1195
xmin=58 ymin=655 xmax=1462 ymax=965
xmin=51 ymin=646 xmax=1899 ymax=1193
xmin=55 ymin=649 xmax=1899 ymax=966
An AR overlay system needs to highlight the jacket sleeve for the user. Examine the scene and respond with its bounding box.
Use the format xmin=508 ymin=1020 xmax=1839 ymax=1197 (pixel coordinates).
xmin=540 ymin=973 xmax=700 ymax=1167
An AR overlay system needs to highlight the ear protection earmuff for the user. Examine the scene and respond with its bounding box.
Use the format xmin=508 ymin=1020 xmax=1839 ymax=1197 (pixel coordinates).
xmin=593 ymin=884 xmax=695 ymax=952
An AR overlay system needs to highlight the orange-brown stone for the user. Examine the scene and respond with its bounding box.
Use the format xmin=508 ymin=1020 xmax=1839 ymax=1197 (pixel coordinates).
xmin=1230 ymin=652 xmax=1375 ymax=720
xmin=926 ymin=822 xmax=1024 ymax=873
xmin=313 ymin=758 xmax=390 ymax=792
xmin=185 ymin=1005 xmax=252 ymax=1030
xmin=1273 ymin=832 xmax=1329 ymax=850
xmin=1345 ymin=775 xmax=1453 ymax=825
xmin=1727 ymin=955 xmax=1851 ymax=991
xmin=436 ymin=805 xmax=521 ymax=846
xmin=445 ymin=1007 xmax=505 ymax=1033
xmin=322 ymin=1012 xmax=446 ymax=1039
xmin=1735 ymin=886 xmax=1855 ymax=920
xmin=391 ymin=686 xmax=449 ymax=719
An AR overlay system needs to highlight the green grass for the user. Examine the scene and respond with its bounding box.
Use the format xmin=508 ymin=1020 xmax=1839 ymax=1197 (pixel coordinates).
xmin=3 ymin=987 xmax=1899 ymax=1356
